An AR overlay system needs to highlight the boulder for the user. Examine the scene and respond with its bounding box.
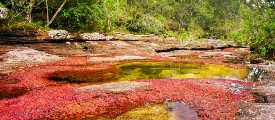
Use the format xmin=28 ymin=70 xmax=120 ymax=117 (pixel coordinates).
xmin=77 ymin=32 xmax=106 ymax=40
xmin=0 ymin=7 xmax=8 ymax=19
xmin=48 ymin=30 xmax=69 ymax=40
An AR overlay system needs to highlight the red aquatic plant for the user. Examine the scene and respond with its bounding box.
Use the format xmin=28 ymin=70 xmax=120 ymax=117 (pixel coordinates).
xmin=0 ymin=56 xmax=261 ymax=119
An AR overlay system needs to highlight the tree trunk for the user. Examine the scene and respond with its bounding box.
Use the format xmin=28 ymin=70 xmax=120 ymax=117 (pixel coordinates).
xmin=45 ymin=0 xmax=49 ymax=23
xmin=11 ymin=0 xmax=16 ymax=12
xmin=46 ymin=0 xmax=67 ymax=27
xmin=25 ymin=0 xmax=35 ymax=23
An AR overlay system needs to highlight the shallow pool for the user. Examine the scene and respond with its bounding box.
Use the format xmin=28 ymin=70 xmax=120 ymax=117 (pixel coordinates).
xmin=49 ymin=61 xmax=249 ymax=83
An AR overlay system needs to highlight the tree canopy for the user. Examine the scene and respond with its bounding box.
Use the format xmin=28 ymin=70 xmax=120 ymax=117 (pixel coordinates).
xmin=1 ymin=0 xmax=274 ymax=56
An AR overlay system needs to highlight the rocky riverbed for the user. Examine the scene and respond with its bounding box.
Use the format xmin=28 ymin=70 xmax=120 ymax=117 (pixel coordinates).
xmin=0 ymin=30 xmax=274 ymax=119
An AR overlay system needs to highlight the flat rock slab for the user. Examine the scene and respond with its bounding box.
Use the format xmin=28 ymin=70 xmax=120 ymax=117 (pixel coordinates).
xmin=0 ymin=47 xmax=63 ymax=74
xmin=239 ymin=102 xmax=275 ymax=120
xmin=74 ymin=81 xmax=152 ymax=93
xmin=250 ymin=86 xmax=275 ymax=103
xmin=88 ymin=55 xmax=149 ymax=62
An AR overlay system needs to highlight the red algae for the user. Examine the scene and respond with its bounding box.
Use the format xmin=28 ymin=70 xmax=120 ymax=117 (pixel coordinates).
xmin=0 ymin=78 xmax=259 ymax=119
xmin=0 ymin=56 xmax=262 ymax=119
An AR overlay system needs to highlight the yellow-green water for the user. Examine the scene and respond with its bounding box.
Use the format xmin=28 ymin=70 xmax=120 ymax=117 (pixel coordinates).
xmin=49 ymin=61 xmax=249 ymax=83
xmin=117 ymin=61 xmax=248 ymax=81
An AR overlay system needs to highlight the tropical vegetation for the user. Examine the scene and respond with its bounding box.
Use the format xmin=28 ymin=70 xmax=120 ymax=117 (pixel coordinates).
xmin=0 ymin=0 xmax=274 ymax=57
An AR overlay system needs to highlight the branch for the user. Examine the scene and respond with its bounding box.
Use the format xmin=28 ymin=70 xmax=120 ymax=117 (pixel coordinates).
xmin=46 ymin=0 xmax=67 ymax=27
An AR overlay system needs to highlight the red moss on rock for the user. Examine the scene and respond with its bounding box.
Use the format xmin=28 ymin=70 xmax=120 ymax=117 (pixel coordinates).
xmin=0 ymin=56 xmax=261 ymax=119
xmin=0 ymin=78 xmax=259 ymax=119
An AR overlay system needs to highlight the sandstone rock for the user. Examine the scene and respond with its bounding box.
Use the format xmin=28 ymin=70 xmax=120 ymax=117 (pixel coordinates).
xmin=77 ymin=32 xmax=106 ymax=40
xmin=239 ymin=101 xmax=275 ymax=120
xmin=88 ymin=55 xmax=149 ymax=62
xmin=113 ymin=33 xmax=137 ymax=41
xmin=48 ymin=30 xmax=69 ymax=40
xmin=135 ymin=34 xmax=159 ymax=41
xmin=0 ymin=47 xmax=63 ymax=74
xmin=124 ymin=34 xmax=137 ymax=40
xmin=112 ymin=33 xmax=160 ymax=41
xmin=0 ymin=7 xmax=8 ymax=19
xmin=185 ymin=39 xmax=238 ymax=50
xmin=105 ymin=35 xmax=117 ymax=41
xmin=250 ymin=86 xmax=275 ymax=102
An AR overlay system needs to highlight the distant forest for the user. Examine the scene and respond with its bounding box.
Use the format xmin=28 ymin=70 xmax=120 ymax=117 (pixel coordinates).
xmin=0 ymin=0 xmax=274 ymax=56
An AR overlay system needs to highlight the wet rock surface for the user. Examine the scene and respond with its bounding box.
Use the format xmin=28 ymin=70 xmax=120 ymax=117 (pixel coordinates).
xmin=239 ymin=101 xmax=275 ymax=120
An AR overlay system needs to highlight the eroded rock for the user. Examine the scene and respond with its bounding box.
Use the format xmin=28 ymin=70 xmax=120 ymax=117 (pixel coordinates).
xmin=77 ymin=32 xmax=106 ymax=40
xmin=48 ymin=30 xmax=69 ymax=40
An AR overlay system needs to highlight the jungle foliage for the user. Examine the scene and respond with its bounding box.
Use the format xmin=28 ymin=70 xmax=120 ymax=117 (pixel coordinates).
xmin=0 ymin=0 xmax=274 ymax=56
